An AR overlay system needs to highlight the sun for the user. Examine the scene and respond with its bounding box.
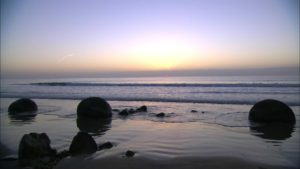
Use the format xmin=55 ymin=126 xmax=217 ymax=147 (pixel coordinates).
xmin=128 ymin=37 xmax=198 ymax=70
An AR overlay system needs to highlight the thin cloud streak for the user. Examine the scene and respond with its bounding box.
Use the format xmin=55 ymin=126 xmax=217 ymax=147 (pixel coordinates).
xmin=57 ymin=54 xmax=73 ymax=63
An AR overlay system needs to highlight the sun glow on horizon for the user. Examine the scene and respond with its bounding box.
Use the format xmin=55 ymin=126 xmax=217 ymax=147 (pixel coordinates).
xmin=126 ymin=35 xmax=199 ymax=70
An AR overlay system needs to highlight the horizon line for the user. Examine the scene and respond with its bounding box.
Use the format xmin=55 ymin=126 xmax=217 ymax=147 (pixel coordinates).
xmin=1 ymin=66 xmax=299 ymax=79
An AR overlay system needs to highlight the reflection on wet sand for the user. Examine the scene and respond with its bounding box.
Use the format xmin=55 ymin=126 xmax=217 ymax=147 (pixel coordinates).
xmin=76 ymin=117 xmax=112 ymax=136
xmin=8 ymin=113 xmax=37 ymax=124
xmin=250 ymin=122 xmax=294 ymax=140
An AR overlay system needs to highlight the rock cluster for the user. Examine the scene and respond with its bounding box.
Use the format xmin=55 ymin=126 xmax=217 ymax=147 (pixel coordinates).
xmin=12 ymin=97 xmax=148 ymax=168
xmin=118 ymin=105 xmax=148 ymax=116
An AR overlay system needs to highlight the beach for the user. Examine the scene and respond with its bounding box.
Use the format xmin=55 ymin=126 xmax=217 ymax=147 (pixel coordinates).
xmin=1 ymin=97 xmax=299 ymax=169
xmin=2 ymin=0 xmax=299 ymax=168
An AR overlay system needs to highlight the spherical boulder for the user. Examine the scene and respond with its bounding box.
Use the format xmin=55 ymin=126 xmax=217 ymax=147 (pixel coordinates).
xmin=249 ymin=99 xmax=295 ymax=124
xmin=69 ymin=132 xmax=97 ymax=156
xmin=8 ymin=98 xmax=37 ymax=113
xmin=77 ymin=97 xmax=112 ymax=118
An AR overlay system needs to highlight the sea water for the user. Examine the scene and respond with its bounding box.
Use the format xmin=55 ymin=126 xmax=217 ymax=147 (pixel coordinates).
xmin=1 ymin=75 xmax=299 ymax=105
xmin=0 ymin=75 xmax=299 ymax=168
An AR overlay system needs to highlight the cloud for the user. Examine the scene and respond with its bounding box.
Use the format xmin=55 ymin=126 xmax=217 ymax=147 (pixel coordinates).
xmin=57 ymin=54 xmax=73 ymax=63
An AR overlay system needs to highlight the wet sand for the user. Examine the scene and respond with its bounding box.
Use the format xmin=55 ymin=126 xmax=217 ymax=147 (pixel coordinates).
xmin=54 ymin=156 xmax=298 ymax=169
xmin=0 ymin=98 xmax=299 ymax=169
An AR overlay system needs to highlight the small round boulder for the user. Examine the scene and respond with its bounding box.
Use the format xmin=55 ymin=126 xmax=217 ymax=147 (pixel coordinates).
xmin=8 ymin=98 xmax=37 ymax=113
xmin=249 ymin=99 xmax=295 ymax=124
xmin=77 ymin=97 xmax=112 ymax=118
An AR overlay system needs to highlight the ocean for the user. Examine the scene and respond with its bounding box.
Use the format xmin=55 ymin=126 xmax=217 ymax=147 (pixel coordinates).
xmin=0 ymin=75 xmax=299 ymax=169
xmin=1 ymin=75 xmax=299 ymax=105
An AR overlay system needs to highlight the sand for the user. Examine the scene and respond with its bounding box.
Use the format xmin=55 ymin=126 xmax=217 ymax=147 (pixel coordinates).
xmin=53 ymin=156 xmax=298 ymax=169
xmin=0 ymin=98 xmax=299 ymax=169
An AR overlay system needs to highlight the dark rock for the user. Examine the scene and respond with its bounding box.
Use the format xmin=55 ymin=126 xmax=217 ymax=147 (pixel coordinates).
xmin=77 ymin=117 xmax=111 ymax=135
xmin=69 ymin=132 xmax=97 ymax=156
xmin=18 ymin=133 xmax=56 ymax=167
xmin=201 ymin=111 xmax=205 ymax=114
xmin=156 ymin=112 xmax=165 ymax=117
xmin=129 ymin=108 xmax=136 ymax=114
xmin=136 ymin=105 xmax=147 ymax=112
xmin=118 ymin=108 xmax=138 ymax=116
xmin=249 ymin=99 xmax=295 ymax=124
xmin=77 ymin=97 xmax=112 ymax=118
xmin=125 ymin=150 xmax=135 ymax=157
xmin=8 ymin=98 xmax=37 ymax=113
xmin=191 ymin=110 xmax=197 ymax=113
xmin=98 ymin=142 xmax=113 ymax=151
xmin=119 ymin=109 xmax=129 ymax=116
xmin=112 ymin=109 xmax=120 ymax=112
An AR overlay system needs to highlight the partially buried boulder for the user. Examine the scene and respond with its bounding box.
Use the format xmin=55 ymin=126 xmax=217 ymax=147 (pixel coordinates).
xmin=8 ymin=98 xmax=37 ymax=114
xmin=98 ymin=142 xmax=113 ymax=151
xmin=69 ymin=132 xmax=97 ymax=156
xmin=18 ymin=133 xmax=56 ymax=167
xmin=77 ymin=97 xmax=112 ymax=118
xmin=136 ymin=105 xmax=147 ymax=112
xmin=119 ymin=109 xmax=129 ymax=116
xmin=125 ymin=150 xmax=135 ymax=157
xmin=156 ymin=112 xmax=165 ymax=117
xmin=249 ymin=99 xmax=295 ymax=124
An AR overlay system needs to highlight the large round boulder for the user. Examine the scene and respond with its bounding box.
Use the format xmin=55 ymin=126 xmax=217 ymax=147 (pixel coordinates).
xmin=8 ymin=98 xmax=37 ymax=114
xmin=18 ymin=133 xmax=56 ymax=167
xmin=69 ymin=132 xmax=97 ymax=156
xmin=249 ymin=99 xmax=295 ymax=124
xmin=77 ymin=97 xmax=112 ymax=118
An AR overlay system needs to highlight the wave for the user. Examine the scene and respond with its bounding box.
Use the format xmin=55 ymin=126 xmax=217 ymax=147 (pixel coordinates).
xmin=1 ymin=95 xmax=299 ymax=106
xmin=29 ymin=82 xmax=300 ymax=88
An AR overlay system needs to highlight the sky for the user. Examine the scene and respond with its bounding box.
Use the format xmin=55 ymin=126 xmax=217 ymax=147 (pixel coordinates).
xmin=1 ymin=0 xmax=299 ymax=77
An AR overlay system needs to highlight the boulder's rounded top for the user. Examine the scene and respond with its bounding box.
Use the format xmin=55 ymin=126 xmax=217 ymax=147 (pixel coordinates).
xmin=249 ymin=99 xmax=295 ymax=124
xmin=77 ymin=97 xmax=112 ymax=118
xmin=8 ymin=98 xmax=38 ymax=113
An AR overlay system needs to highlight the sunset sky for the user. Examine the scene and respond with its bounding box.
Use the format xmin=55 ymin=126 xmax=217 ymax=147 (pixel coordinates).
xmin=1 ymin=0 xmax=299 ymax=76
